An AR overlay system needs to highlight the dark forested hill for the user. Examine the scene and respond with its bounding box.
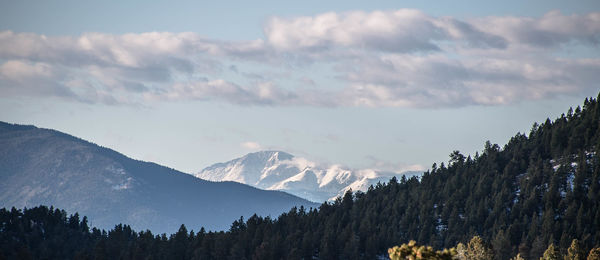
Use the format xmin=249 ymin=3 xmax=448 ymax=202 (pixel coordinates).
xmin=0 ymin=122 xmax=318 ymax=234
xmin=1 ymin=93 xmax=599 ymax=260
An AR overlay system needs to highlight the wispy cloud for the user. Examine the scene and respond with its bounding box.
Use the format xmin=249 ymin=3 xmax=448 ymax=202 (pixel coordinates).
xmin=0 ymin=10 xmax=599 ymax=107
xmin=240 ymin=141 xmax=261 ymax=150
xmin=364 ymin=155 xmax=426 ymax=173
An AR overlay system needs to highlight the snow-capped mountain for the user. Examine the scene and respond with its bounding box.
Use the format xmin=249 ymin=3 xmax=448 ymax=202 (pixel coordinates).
xmin=195 ymin=151 xmax=422 ymax=202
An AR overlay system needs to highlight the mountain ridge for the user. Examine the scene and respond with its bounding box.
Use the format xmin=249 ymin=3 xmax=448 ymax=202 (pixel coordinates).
xmin=0 ymin=121 xmax=318 ymax=234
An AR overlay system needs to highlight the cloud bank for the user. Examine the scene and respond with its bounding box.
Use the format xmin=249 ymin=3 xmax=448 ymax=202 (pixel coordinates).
xmin=1 ymin=10 xmax=599 ymax=107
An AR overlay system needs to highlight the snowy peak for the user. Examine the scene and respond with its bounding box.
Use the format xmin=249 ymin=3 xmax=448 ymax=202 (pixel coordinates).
xmin=242 ymin=150 xmax=294 ymax=163
xmin=194 ymin=151 xmax=422 ymax=203
xmin=199 ymin=151 xmax=299 ymax=186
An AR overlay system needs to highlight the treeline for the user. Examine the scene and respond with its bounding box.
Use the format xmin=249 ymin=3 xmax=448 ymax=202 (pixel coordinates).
xmin=1 ymin=94 xmax=600 ymax=259
xmin=2 ymin=206 xmax=599 ymax=260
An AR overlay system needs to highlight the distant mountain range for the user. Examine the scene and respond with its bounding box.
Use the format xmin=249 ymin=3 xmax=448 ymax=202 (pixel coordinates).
xmin=195 ymin=151 xmax=421 ymax=202
xmin=0 ymin=122 xmax=317 ymax=234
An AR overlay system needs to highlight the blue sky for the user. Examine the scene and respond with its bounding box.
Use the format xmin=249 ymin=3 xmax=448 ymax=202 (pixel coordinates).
xmin=1 ymin=0 xmax=599 ymax=173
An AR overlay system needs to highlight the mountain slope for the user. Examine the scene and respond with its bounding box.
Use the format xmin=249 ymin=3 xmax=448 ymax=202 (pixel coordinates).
xmin=195 ymin=151 xmax=421 ymax=202
xmin=0 ymin=122 xmax=318 ymax=234
xmin=165 ymin=93 xmax=600 ymax=259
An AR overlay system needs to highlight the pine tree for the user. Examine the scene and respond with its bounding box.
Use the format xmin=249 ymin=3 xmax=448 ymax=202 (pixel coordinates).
xmin=541 ymin=243 xmax=561 ymax=260
xmin=565 ymin=239 xmax=584 ymax=260
xmin=388 ymin=240 xmax=456 ymax=260
xmin=588 ymin=248 xmax=600 ymax=260
xmin=492 ymin=229 xmax=512 ymax=260
xmin=510 ymin=253 xmax=526 ymax=260
xmin=456 ymin=243 xmax=467 ymax=260
xmin=465 ymin=236 xmax=493 ymax=260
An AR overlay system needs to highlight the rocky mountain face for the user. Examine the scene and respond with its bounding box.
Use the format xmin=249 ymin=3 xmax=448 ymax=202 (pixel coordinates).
xmin=195 ymin=151 xmax=421 ymax=202
xmin=0 ymin=122 xmax=317 ymax=234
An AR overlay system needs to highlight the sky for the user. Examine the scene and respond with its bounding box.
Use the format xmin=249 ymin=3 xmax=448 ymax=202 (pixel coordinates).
xmin=1 ymin=0 xmax=599 ymax=174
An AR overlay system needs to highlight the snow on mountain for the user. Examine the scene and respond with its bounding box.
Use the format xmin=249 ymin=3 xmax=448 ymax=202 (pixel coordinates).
xmin=194 ymin=151 xmax=422 ymax=202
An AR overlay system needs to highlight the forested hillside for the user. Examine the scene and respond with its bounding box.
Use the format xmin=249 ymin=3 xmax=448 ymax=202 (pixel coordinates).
xmin=1 ymin=94 xmax=599 ymax=259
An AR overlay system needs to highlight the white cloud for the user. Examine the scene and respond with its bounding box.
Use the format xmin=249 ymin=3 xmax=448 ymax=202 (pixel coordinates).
xmin=240 ymin=141 xmax=261 ymax=150
xmin=0 ymin=10 xmax=599 ymax=107
xmin=471 ymin=11 xmax=600 ymax=48
xmin=335 ymin=52 xmax=599 ymax=107
xmin=0 ymin=60 xmax=55 ymax=80
xmin=0 ymin=60 xmax=79 ymax=100
xmin=265 ymin=9 xmax=600 ymax=53
xmin=264 ymin=9 xmax=507 ymax=53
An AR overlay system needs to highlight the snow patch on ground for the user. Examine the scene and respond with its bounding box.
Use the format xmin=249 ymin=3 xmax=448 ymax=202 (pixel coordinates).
xmin=112 ymin=177 xmax=133 ymax=190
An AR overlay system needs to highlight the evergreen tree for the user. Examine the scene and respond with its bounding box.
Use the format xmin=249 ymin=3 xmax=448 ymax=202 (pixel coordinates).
xmin=588 ymin=248 xmax=600 ymax=260
xmin=566 ymin=239 xmax=585 ymax=260
xmin=542 ymin=244 xmax=561 ymax=260
xmin=388 ymin=240 xmax=456 ymax=260
xmin=465 ymin=236 xmax=494 ymax=260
